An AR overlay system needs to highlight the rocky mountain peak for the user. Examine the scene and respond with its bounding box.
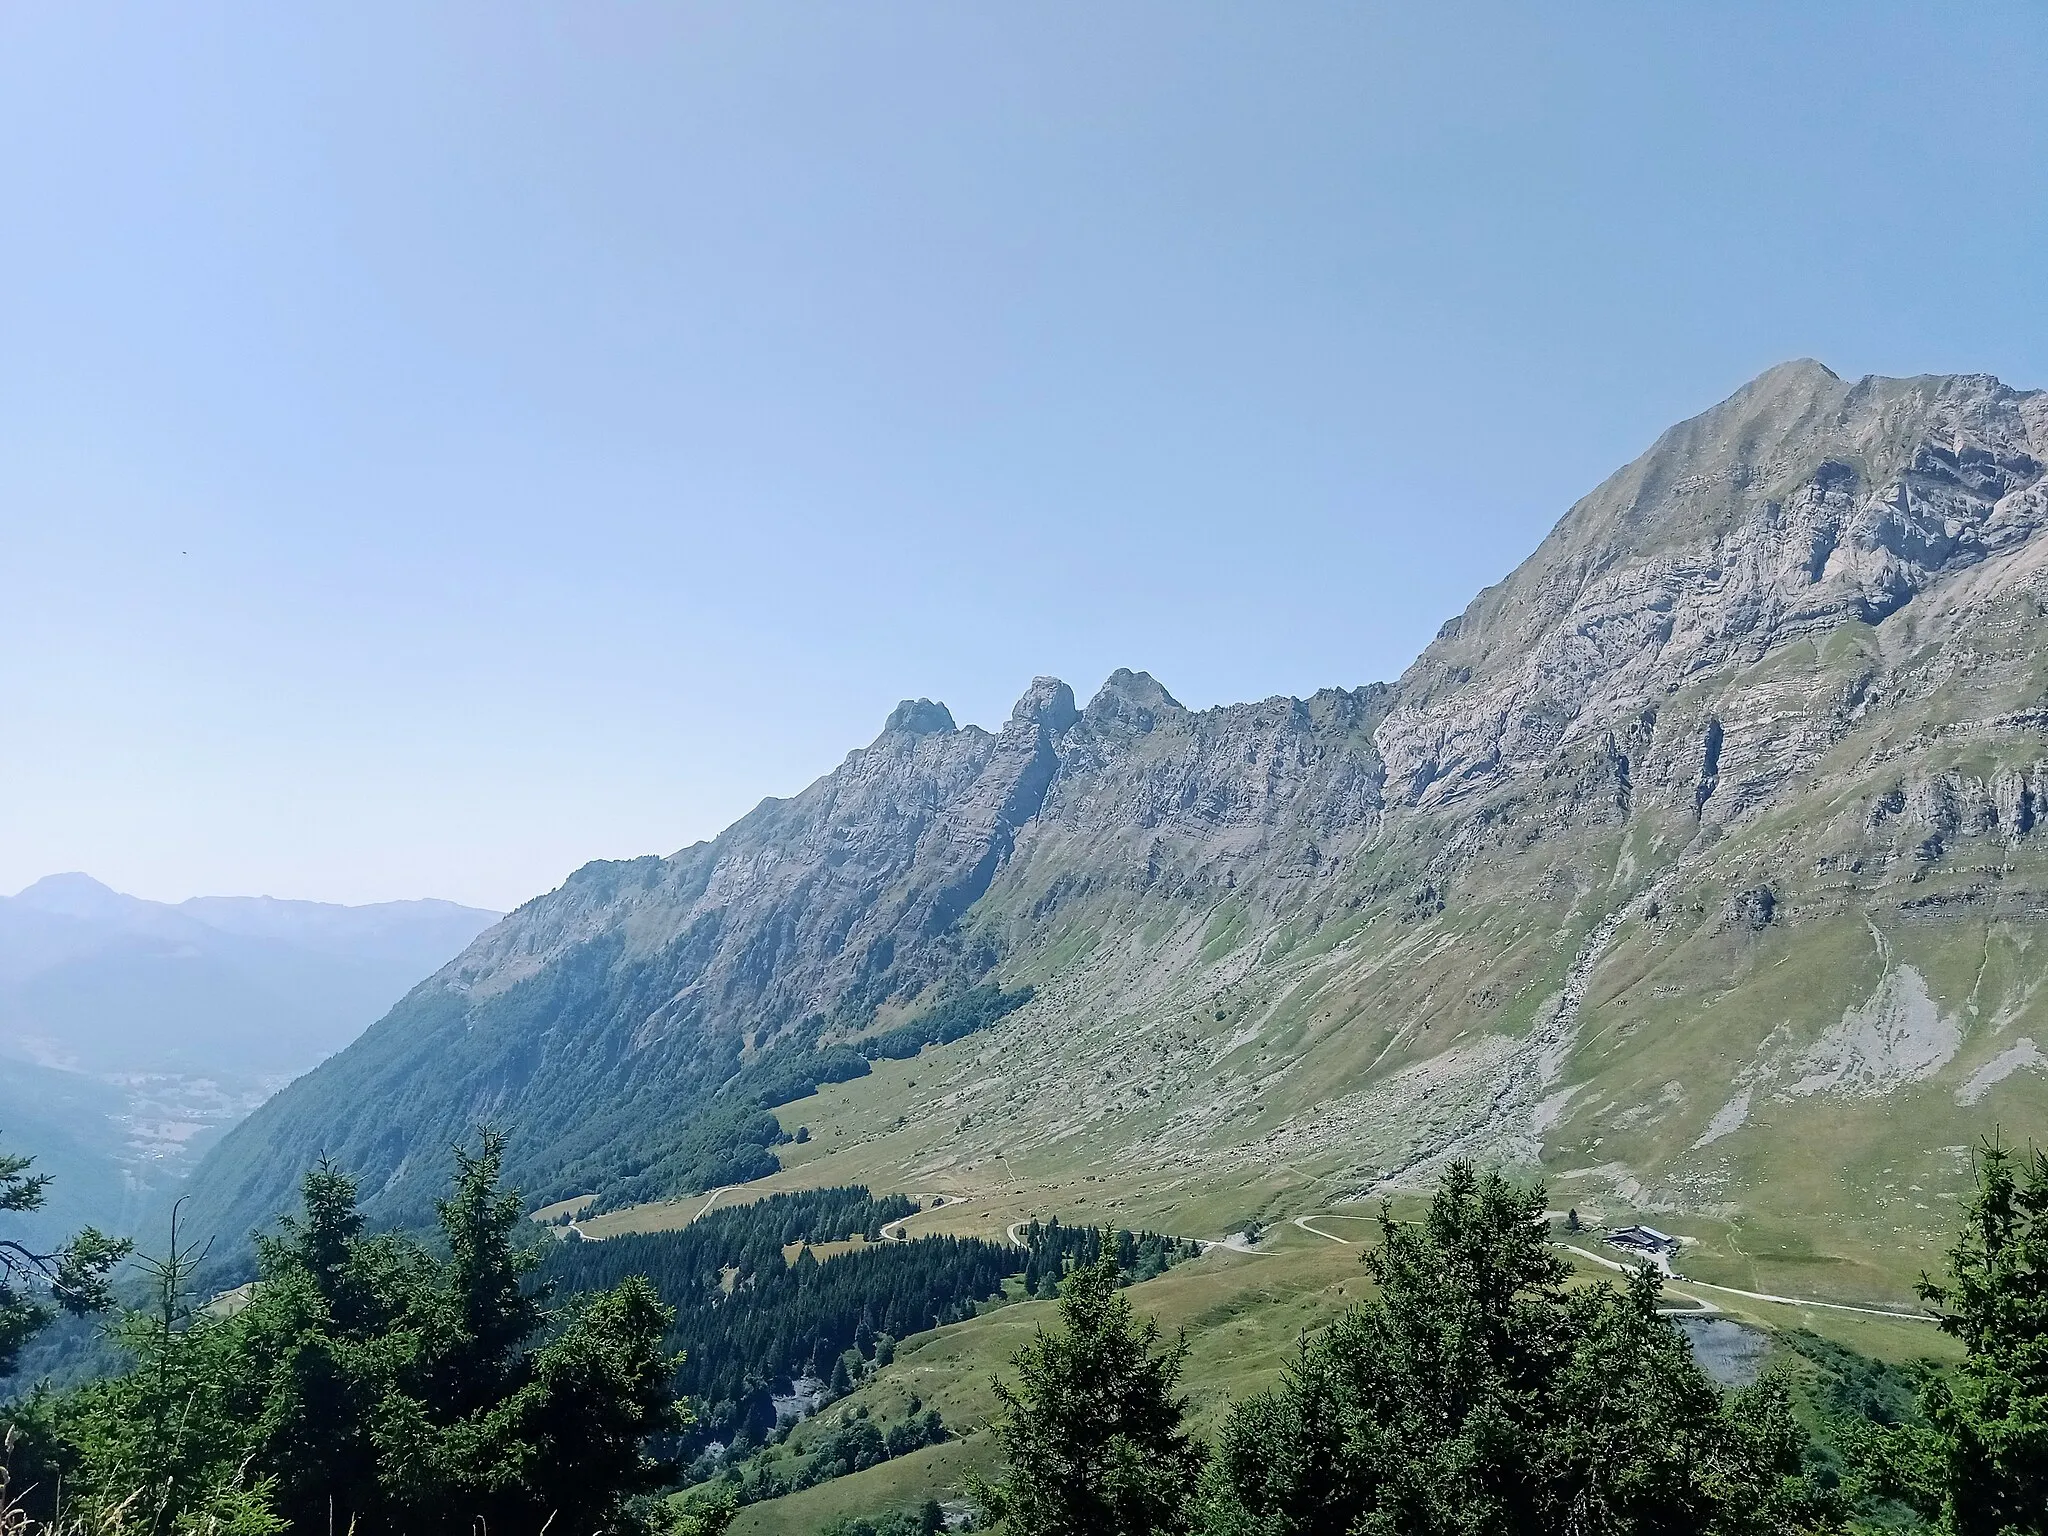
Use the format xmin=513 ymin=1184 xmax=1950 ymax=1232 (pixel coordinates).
xmin=881 ymin=698 xmax=958 ymax=737
xmin=1083 ymin=669 xmax=1184 ymax=734
xmin=182 ymin=361 xmax=2048 ymax=1272
xmin=1008 ymin=676 xmax=1080 ymax=736
xmin=1376 ymin=361 xmax=2048 ymax=809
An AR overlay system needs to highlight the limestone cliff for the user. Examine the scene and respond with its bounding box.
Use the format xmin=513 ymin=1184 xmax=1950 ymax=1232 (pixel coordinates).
xmin=182 ymin=362 xmax=2048 ymax=1278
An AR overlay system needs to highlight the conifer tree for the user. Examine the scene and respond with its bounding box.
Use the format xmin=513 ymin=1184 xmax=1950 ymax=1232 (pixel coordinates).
xmin=977 ymin=1256 xmax=1205 ymax=1536
xmin=0 ymin=1138 xmax=130 ymax=1376
xmin=1855 ymin=1139 xmax=2048 ymax=1534
xmin=1197 ymin=1162 xmax=1836 ymax=1536
xmin=61 ymin=1132 xmax=685 ymax=1536
xmin=59 ymin=1207 xmax=283 ymax=1536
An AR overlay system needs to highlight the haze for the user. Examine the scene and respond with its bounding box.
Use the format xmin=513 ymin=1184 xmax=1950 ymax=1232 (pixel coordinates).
xmin=3 ymin=3 xmax=2043 ymax=909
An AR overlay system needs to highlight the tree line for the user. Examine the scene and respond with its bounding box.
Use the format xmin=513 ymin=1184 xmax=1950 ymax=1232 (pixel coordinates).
xmin=580 ymin=984 xmax=1035 ymax=1213
xmin=545 ymin=1194 xmax=1017 ymax=1448
xmin=5 ymin=1122 xmax=2040 ymax=1535
xmin=1018 ymin=1216 xmax=1202 ymax=1296
xmin=544 ymin=1187 xmax=1205 ymax=1451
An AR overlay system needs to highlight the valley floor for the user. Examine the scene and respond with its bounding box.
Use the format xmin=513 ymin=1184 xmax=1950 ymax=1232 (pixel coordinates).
xmin=579 ymin=1128 xmax=1955 ymax=1534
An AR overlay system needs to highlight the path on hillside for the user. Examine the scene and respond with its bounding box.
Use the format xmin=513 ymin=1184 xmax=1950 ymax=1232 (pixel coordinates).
xmin=1293 ymin=1214 xmax=1361 ymax=1244
xmin=568 ymin=1184 xmax=726 ymax=1241
xmin=1558 ymin=1243 xmax=1719 ymax=1315
xmin=1285 ymin=1213 xmax=1923 ymax=1321
xmin=879 ymin=1193 xmax=971 ymax=1243
xmin=1556 ymin=1243 xmax=1926 ymax=1319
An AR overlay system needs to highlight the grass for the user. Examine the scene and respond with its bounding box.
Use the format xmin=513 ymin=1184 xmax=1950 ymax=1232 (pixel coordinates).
xmin=726 ymin=1437 xmax=996 ymax=1536
xmin=575 ymin=1185 xmax=774 ymax=1239
xmin=568 ymin=805 xmax=2031 ymax=1529
xmin=722 ymin=1229 xmax=1362 ymax=1533
xmin=699 ymin=1189 xmax=1956 ymax=1532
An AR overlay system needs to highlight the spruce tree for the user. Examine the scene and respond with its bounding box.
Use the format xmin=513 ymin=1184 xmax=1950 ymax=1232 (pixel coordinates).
xmin=59 ymin=1209 xmax=283 ymax=1536
xmin=62 ymin=1132 xmax=685 ymax=1536
xmin=1198 ymin=1162 xmax=1836 ymax=1536
xmin=1856 ymin=1139 xmax=2048 ymax=1533
xmin=0 ymin=1137 xmax=130 ymax=1376
xmin=977 ymin=1256 xmax=1205 ymax=1536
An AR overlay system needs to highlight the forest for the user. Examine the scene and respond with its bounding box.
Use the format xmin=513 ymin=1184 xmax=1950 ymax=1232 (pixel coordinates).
xmin=579 ymin=984 xmax=1037 ymax=1213
xmin=544 ymin=1184 xmax=1200 ymax=1449
xmin=545 ymin=1189 xmax=1011 ymax=1447
xmin=966 ymin=1151 xmax=2048 ymax=1536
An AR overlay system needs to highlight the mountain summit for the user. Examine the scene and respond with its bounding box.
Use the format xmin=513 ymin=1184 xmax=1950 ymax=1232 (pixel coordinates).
xmin=181 ymin=365 xmax=2048 ymax=1287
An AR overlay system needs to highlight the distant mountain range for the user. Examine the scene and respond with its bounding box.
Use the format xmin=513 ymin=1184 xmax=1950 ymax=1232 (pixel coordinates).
xmin=177 ymin=362 xmax=2048 ymax=1303
xmin=0 ymin=875 xmax=498 ymax=1241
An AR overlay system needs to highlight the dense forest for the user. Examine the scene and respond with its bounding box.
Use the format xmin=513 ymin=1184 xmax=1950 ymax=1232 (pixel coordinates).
xmin=0 ymin=1133 xmax=687 ymax=1536
xmin=544 ymin=1182 xmax=1190 ymax=1449
xmin=179 ymin=969 xmax=1036 ymax=1242
xmin=1016 ymin=1217 xmax=1202 ymax=1296
xmin=545 ymin=1189 xmax=1016 ymax=1445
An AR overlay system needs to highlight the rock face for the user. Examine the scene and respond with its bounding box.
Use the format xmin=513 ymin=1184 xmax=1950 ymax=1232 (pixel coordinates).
xmin=1380 ymin=362 xmax=2048 ymax=819
xmin=184 ymin=362 xmax=2048 ymax=1270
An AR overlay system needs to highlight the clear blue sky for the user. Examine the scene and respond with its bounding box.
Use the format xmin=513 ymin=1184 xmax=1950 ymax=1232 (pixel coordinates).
xmin=4 ymin=4 xmax=2044 ymax=909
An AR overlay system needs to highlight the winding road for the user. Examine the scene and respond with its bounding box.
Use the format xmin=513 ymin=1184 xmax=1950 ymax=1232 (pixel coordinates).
xmin=879 ymin=1193 xmax=969 ymax=1243
xmin=1286 ymin=1217 xmax=1926 ymax=1321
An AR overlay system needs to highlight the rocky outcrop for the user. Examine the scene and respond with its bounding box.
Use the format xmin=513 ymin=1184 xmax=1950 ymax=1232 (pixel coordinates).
xmin=1377 ymin=363 xmax=2048 ymax=818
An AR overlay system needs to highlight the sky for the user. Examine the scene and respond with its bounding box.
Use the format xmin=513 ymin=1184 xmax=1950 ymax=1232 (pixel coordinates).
xmin=3 ymin=3 xmax=2044 ymax=911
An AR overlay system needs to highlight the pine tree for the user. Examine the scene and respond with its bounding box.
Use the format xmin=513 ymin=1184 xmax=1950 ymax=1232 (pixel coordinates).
xmin=436 ymin=1128 xmax=549 ymax=1416
xmin=62 ymin=1132 xmax=685 ymax=1536
xmin=0 ymin=1137 xmax=131 ymax=1376
xmin=58 ymin=1207 xmax=284 ymax=1536
xmin=977 ymin=1257 xmax=1206 ymax=1536
xmin=1855 ymin=1138 xmax=2048 ymax=1533
xmin=1198 ymin=1162 xmax=1836 ymax=1536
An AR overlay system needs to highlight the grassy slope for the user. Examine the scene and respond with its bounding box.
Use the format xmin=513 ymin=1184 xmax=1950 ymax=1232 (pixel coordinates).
xmin=706 ymin=579 xmax=2048 ymax=1316
xmin=716 ymin=1205 xmax=1955 ymax=1534
xmin=727 ymin=1227 xmax=1362 ymax=1536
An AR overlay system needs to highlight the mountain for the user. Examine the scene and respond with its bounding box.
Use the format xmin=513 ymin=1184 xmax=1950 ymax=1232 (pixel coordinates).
xmin=0 ymin=876 xmax=499 ymax=1240
xmin=178 ymin=363 xmax=2048 ymax=1294
xmin=0 ymin=875 xmax=499 ymax=1074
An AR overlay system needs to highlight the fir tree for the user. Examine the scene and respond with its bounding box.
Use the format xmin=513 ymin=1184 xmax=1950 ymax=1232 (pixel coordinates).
xmin=0 ymin=1137 xmax=131 ymax=1376
xmin=977 ymin=1256 xmax=1205 ymax=1536
xmin=58 ymin=1207 xmax=283 ymax=1536
xmin=1197 ymin=1161 xmax=1836 ymax=1536
xmin=1854 ymin=1138 xmax=2048 ymax=1533
xmin=63 ymin=1132 xmax=685 ymax=1536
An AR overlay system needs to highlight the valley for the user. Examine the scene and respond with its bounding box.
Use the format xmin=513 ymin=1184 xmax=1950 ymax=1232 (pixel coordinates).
xmin=602 ymin=1170 xmax=1952 ymax=1534
xmin=171 ymin=364 xmax=2048 ymax=1293
xmin=14 ymin=11 xmax=2043 ymax=1530
xmin=0 ymin=875 xmax=498 ymax=1240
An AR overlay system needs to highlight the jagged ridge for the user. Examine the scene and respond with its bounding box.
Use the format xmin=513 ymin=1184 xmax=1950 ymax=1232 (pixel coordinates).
xmin=181 ymin=363 xmax=2048 ymax=1275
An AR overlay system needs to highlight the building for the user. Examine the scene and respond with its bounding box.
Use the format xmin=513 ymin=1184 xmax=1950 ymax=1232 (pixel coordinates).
xmin=1605 ymin=1224 xmax=1681 ymax=1261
